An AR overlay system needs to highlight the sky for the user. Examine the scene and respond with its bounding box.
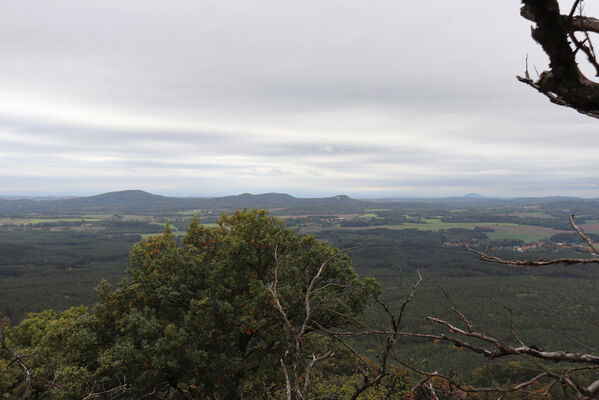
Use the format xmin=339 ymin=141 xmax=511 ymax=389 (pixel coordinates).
xmin=2 ymin=0 xmax=599 ymax=198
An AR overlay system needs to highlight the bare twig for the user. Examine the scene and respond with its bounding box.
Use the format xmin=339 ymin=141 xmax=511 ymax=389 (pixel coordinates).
xmin=504 ymin=306 xmax=526 ymax=347
xmin=268 ymin=246 xmax=360 ymax=399
xmin=464 ymin=242 xmax=599 ymax=266
xmin=570 ymin=214 xmax=599 ymax=254
xmin=464 ymin=215 xmax=599 ymax=266
xmin=0 ymin=321 xmax=31 ymax=400
xmin=518 ymin=0 xmax=599 ymax=119
xmin=82 ymin=384 xmax=130 ymax=400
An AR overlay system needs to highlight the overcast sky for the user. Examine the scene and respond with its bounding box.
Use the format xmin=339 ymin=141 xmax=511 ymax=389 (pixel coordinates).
xmin=1 ymin=0 xmax=599 ymax=198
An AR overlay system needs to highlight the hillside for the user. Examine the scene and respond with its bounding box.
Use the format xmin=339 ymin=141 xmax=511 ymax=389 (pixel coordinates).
xmin=0 ymin=190 xmax=371 ymax=214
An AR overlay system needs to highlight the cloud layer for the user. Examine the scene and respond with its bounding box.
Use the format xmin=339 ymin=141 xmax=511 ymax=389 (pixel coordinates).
xmin=2 ymin=0 xmax=599 ymax=197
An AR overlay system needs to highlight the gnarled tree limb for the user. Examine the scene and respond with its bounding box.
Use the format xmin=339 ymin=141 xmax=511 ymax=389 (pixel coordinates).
xmin=0 ymin=321 xmax=32 ymax=400
xmin=464 ymin=214 xmax=599 ymax=266
xmin=519 ymin=0 xmax=599 ymax=118
xmin=402 ymin=287 xmax=599 ymax=399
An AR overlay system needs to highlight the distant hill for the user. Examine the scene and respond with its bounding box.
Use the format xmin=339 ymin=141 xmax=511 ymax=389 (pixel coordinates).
xmin=2 ymin=190 xmax=599 ymax=216
xmin=0 ymin=190 xmax=369 ymax=215
xmin=71 ymin=190 xmax=171 ymax=208
xmin=206 ymin=193 xmax=300 ymax=209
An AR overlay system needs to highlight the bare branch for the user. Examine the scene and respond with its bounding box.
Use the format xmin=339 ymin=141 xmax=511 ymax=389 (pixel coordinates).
xmin=518 ymin=0 xmax=599 ymax=119
xmin=0 ymin=321 xmax=31 ymax=400
xmin=310 ymin=282 xmax=348 ymax=295
xmin=569 ymin=15 xmax=599 ymax=34
xmin=394 ymin=271 xmax=423 ymax=331
xmin=268 ymin=246 xmax=362 ymax=399
xmin=570 ymin=214 xmax=599 ymax=254
xmin=463 ymin=215 xmax=599 ymax=268
xmin=280 ymin=354 xmax=292 ymax=400
xmin=426 ymin=315 xmax=599 ymax=364
xmin=567 ymin=0 xmax=582 ymax=20
xmin=433 ymin=279 xmax=475 ymax=333
xmin=300 ymin=246 xmax=360 ymax=338
xmin=82 ymin=384 xmax=130 ymax=400
xmin=585 ymin=378 xmax=599 ymax=398
xmin=268 ymin=246 xmax=295 ymax=336
xmin=403 ymin=359 xmax=553 ymax=396
xmin=301 ymin=351 xmax=333 ymax=397
xmin=464 ymin=242 xmax=599 ymax=266
xmin=504 ymin=306 xmax=526 ymax=347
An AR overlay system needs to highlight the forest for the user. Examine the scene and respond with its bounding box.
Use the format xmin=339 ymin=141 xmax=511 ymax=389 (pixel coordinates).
xmin=1 ymin=189 xmax=599 ymax=398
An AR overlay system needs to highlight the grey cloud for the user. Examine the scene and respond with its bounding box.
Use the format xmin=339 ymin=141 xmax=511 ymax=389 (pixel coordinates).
xmin=2 ymin=1 xmax=599 ymax=197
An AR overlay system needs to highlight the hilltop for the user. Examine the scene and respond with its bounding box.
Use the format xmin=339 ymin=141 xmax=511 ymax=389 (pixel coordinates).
xmin=0 ymin=190 xmax=369 ymax=214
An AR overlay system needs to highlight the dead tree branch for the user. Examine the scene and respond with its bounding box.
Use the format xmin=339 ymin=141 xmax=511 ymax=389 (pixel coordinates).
xmin=268 ymin=246 xmax=359 ymax=399
xmin=269 ymin=245 xmax=424 ymax=399
xmin=402 ymin=283 xmax=599 ymax=399
xmin=0 ymin=319 xmax=32 ymax=400
xmin=464 ymin=214 xmax=599 ymax=266
xmin=82 ymin=383 xmax=130 ymax=400
xmin=315 ymin=273 xmax=423 ymax=400
xmin=518 ymin=0 xmax=599 ymax=118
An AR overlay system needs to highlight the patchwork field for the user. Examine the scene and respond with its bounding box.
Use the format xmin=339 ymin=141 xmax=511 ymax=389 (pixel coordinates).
xmin=380 ymin=219 xmax=517 ymax=231
xmin=0 ymin=217 xmax=102 ymax=225
xmin=580 ymin=223 xmax=599 ymax=233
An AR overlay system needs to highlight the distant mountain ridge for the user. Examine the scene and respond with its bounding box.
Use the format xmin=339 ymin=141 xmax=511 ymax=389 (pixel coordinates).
xmin=2 ymin=190 xmax=599 ymax=215
xmin=0 ymin=190 xmax=367 ymax=214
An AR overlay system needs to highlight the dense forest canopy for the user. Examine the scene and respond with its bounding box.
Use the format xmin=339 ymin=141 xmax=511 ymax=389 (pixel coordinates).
xmin=1 ymin=211 xmax=384 ymax=399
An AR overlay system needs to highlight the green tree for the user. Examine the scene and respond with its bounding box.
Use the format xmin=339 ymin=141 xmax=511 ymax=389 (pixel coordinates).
xmin=2 ymin=209 xmax=377 ymax=399
xmin=2 ymin=307 xmax=100 ymax=399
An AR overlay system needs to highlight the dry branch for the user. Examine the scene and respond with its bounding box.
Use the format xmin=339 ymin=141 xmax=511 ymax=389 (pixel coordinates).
xmin=400 ymin=280 xmax=599 ymax=399
xmin=82 ymin=383 xmax=130 ymax=400
xmin=269 ymin=246 xmax=425 ymax=399
xmin=268 ymin=246 xmax=358 ymax=400
xmin=518 ymin=0 xmax=599 ymax=118
xmin=464 ymin=214 xmax=599 ymax=266
xmin=0 ymin=320 xmax=31 ymax=400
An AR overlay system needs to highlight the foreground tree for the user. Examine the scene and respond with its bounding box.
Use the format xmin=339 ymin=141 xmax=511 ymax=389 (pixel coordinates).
xmin=1 ymin=210 xmax=379 ymax=399
xmin=268 ymin=247 xmax=420 ymax=400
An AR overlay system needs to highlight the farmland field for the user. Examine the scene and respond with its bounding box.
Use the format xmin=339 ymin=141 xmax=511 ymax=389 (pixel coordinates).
xmin=485 ymin=230 xmax=551 ymax=242
xmin=0 ymin=217 xmax=102 ymax=225
xmin=359 ymin=213 xmax=379 ymax=218
xmin=379 ymin=220 xmax=517 ymax=231
xmin=580 ymin=223 xmax=599 ymax=233
xmin=380 ymin=223 xmax=563 ymax=242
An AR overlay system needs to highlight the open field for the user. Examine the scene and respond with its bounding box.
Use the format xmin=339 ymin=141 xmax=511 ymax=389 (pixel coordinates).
xmin=379 ymin=221 xmax=518 ymax=231
xmin=485 ymin=231 xmax=552 ymax=243
xmin=0 ymin=217 xmax=102 ymax=225
xmin=139 ymin=223 xmax=218 ymax=239
xmin=359 ymin=213 xmax=380 ymax=218
xmin=580 ymin=223 xmax=599 ymax=233
xmin=488 ymin=224 xmax=566 ymax=238
xmin=380 ymin=222 xmax=565 ymax=242
xmin=299 ymin=217 xmax=566 ymax=243
xmin=512 ymin=211 xmax=552 ymax=218
xmin=82 ymin=213 xmax=156 ymax=221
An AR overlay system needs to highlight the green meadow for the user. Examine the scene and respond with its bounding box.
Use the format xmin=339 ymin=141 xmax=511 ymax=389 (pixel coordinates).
xmin=485 ymin=230 xmax=551 ymax=243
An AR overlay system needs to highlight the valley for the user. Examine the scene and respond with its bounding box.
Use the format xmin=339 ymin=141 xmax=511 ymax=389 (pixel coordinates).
xmin=1 ymin=190 xmax=598 ymax=378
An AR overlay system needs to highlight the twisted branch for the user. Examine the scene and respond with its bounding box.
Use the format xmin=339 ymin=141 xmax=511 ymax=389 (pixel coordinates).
xmin=0 ymin=321 xmax=32 ymax=400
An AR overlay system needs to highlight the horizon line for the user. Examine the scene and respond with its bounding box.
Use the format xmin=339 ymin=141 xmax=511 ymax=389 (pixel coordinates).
xmin=0 ymin=189 xmax=597 ymax=201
